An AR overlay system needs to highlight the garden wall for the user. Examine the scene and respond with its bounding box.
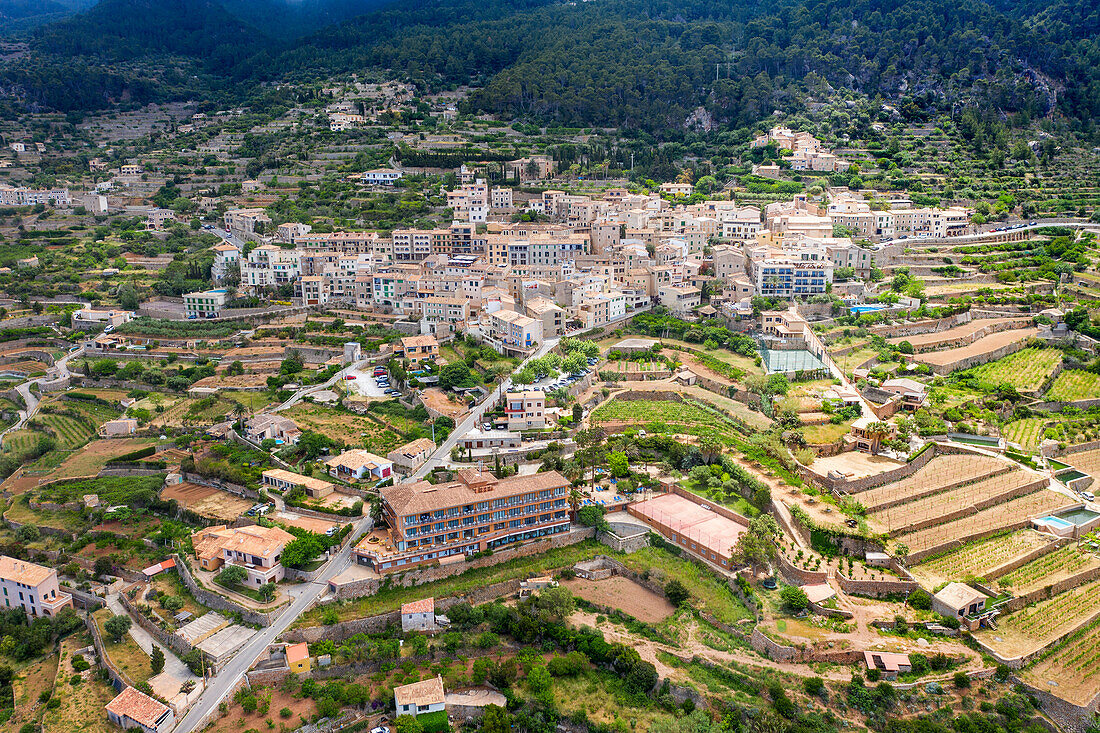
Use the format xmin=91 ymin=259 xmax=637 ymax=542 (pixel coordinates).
xmin=1013 ymin=677 xmax=1100 ymax=733
xmin=834 ymin=572 xmax=917 ymax=598
xmin=173 ymin=555 xmax=281 ymax=626
xmin=287 ymin=577 xmax=526 ymax=644
xmin=85 ymin=612 xmax=133 ymax=692
xmin=120 ymin=586 xmax=194 ymax=657
xmin=868 ymin=311 xmax=972 ymax=340
xmin=776 ymin=551 xmax=828 ymax=585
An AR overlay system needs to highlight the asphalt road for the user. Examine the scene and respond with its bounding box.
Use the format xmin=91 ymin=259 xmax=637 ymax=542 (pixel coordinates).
xmin=409 ymin=337 xmax=560 ymax=481
xmin=171 ymin=515 xmax=372 ymax=733
xmin=0 ymin=345 xmax=82 ymax=448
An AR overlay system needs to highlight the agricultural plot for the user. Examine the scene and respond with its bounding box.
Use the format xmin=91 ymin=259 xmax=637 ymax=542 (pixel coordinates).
xmin=285 ymin=403 xmax=419 ymax=455
xmin=1025 ymin=622 xmax=1100 ymax=705
xmin=856 ymin=453 xmax=1010 ymax=511
xmin=1047 ymin=370 xmax=1100 ymax=402
xmin=39 ymin=413 xmax=95 ymax=449
xmin=996 ymin=545 xmax=1100 ymax=595
xmin=1063 ymin=449 xmax=1100 ymax=479
xmin=590 ymin=398 xmax=741 ymax=443
xmin=833 ymin=347 xmax=878 ymax=375
xmin=868 ymin=469 xmax=1042 ymax=535
xmin=983 ymin=579 xmax=1100 ymax=658
xmin=966 ymin=348 xmax=1062 ymax=392
xmin=897 ymin=489 xmax=1072 ymax=558
xmin=912 ymin=531 xmax=1054 ymax=589
xmin=1003 ymin=418 xmax=1049 ymax=451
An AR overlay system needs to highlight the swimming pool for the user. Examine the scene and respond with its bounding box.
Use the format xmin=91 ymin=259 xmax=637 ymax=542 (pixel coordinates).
xmin=849 ymin=304 xmax=886 ymax=314
xmin=1041 ymin=516 xmax=1074 ymax=530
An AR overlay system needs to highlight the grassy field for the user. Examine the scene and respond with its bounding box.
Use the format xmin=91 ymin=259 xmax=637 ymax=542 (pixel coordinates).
xmin=285 ymin=403 xmax=419 ymax=454
xmin=41 ymin=635 xmax=119 ymax=733
xmin=4 ymin=494 xmax=85 ymax=532
xmin=591 ymin=398 xmax=742 ymax=443
xmin=298 ymin=540 xmax=608 ymax=625
xmin=800 ymin=420 xmax=853 ymax=445
xmin=966 ymin=348 xmax=1062 ymax=392
xmin=1047 ymin=370 xmax=1100 ymax=402
xmin=619 ymin=546 xmax=752 ymax=625
xmin=93 ymin=608 xmax=152 ymax=686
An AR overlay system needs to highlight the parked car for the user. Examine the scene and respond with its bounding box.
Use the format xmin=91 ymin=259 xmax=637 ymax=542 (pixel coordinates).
xmin=344 ymin=375 xmax=357 ymax=380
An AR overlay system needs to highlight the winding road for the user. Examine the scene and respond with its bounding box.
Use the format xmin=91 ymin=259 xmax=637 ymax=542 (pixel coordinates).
xmin=0 ymin=344 xmax=82 ymax=449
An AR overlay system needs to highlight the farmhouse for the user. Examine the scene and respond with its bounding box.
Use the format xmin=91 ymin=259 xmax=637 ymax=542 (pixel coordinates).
xmin=932 ymin=582 xmax=989 ymax=619
xmin=401 ymin=597 xmax=436 ymax=632
xmin=863 ymin=651 xmax=912 ymax=681
xmin=106 ymin=686 xmax=175 ymax=733
xmin=191 ymin=524 xmax=295 ymax=587
xmin=286 ymin=642 xmax=312 ymax=674
xmin=245 ymin=414 xmax=302 ymax=445
xmin=387 ymin=438 xmax=436 ymax=472
xmin=325 ymin=449 xmax=393 ymax=482
xmin=394 ymin=675 xmax=446 ymax=717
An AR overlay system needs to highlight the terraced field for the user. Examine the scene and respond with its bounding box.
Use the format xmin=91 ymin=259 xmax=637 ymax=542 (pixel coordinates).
xmin=911 ymin=530 xmax=1052 ymax=589
xmin=898 ymin=489 xmax=1072 ymax=559
xmin=1003 ymin=418 xmax=1049 ymax=451
xmin=39 ymin=413 xmax=95 ymax=449
xmin=856 ymin=453 xmax=1010 ymax=510
xmin=1047 ymin=370 xmax=1100 ymax=402
xmin=967 ymin=348 xmax=1063 ymax=392
xmin=1026 ymin=622 xmax=1100 ymax=705
xmin=985 ymin=579 xmax=1100 ymax=658
xmin=591 ymin=398 xmax=743 ymax=443
xmin=868 ymin=469 xmax=1042 ymax=535
xmin=996 ymin=545 xmax=1100 ymax=595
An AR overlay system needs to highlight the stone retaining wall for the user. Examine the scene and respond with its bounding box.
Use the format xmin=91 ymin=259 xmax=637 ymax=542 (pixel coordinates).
xmin=776 ymin=552 xmax=828 ymax=585
xmin=868 ymin=311 xmax=972 ymax=340
xmin=887 ymin=477 xmax=1048 ymax=536
xmin=597 ymin=527 xmax=649 ymax=553
xmin=999 ymin=564 xmax=1100 ymax=614
xmin=63 ymin=585 xmax=105 ymax=609
xmin=834 ymin=571 xmax=918 ymax=598
xmin=85 ymin=611 xmax=133 ymax=692
xmin=921 ymin=335 xmax=1034 ymax=375
xmin=1013 ymin=677 xmax=1100 ymax=733
xmin=288 ymin=577 xmax=526 ymax=643
xmin=120 ymin=585 xmax=193 ymax=657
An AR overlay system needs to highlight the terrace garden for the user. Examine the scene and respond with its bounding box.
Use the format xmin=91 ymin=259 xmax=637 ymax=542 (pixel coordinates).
xmin=995 ymin=545 xmax=1100 ymax=596
xmin=982 ymin=578 xmax=1100 ymax=657
xmin=1047 ymin=369 xmax=1100 ymax=402
xmin=963 ymin=347 xmax=1062 ymax=393
xmin=910 ymin=530 xmax=1054 ymax=589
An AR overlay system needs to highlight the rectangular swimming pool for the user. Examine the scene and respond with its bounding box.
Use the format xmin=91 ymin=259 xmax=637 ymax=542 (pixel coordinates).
xmin=1041 ymin=516 xmax=1075 ymax=530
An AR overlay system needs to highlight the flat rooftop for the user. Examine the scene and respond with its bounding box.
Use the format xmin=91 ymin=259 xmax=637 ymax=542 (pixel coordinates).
xmin=196 ymin=624 xmax=254 ymax=660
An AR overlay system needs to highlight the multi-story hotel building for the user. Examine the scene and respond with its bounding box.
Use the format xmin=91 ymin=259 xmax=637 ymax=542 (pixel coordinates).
xmin=353 ymin=469 xmax=571 ymax=574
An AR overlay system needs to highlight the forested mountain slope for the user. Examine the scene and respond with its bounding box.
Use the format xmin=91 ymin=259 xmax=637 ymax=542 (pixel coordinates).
xmin=2 ymin=0 xmax=1097 ymax=136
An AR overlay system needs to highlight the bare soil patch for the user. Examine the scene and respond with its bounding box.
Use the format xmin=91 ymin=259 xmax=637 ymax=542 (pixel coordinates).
xmin=161 ymin=481 xmax=252 ymax=521
xmin=563 ymin=575 xmax=675 ymax=623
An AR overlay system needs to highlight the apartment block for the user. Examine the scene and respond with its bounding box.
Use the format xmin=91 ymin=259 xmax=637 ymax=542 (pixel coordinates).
xmin=352 ymin=468 xmax=571 ymax=573
xmin=183 ymin=289 xmax=229 ymax=318
xmin=505 ymin=390 xmax=546 ymax=430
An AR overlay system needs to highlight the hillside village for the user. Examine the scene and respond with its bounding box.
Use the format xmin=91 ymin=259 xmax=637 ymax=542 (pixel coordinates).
xmin=0 ymin=81 xmax=1099 ymax=733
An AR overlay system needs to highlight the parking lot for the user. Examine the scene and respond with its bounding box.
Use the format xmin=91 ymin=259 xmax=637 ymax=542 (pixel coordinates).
xmin=524 ymin=357 xmax=599 ymax=393
xmin=341 ymin=363 xmax=397 ymax=399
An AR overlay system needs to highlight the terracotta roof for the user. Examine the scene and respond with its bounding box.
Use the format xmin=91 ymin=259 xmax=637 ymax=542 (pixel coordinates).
xmin=106 ymin=686 xmax=171 ymax=729
xmin=401 ymin=335 xmax=438 ymax=349
xmin=394 ymin=675 xmax=445 ymax=708
xmin=389 ymin=438 xmax=435 ymax=458
xmin=191 ymin=525 xmax=294 ymax=562
xmin=262 ymin=469 xmax=335 ymax=494
xmin=325 ymin=449 xmax=391 ymax=472
xmin=401 ymin=597 xmax=435 ymax=615
xmin=383 ymin=470 xmax=568 ymax=517
xmin=0 ymin=556 xmax=55 ymax=586
xmin=285 ymin=642 xmax=309 ymax=664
